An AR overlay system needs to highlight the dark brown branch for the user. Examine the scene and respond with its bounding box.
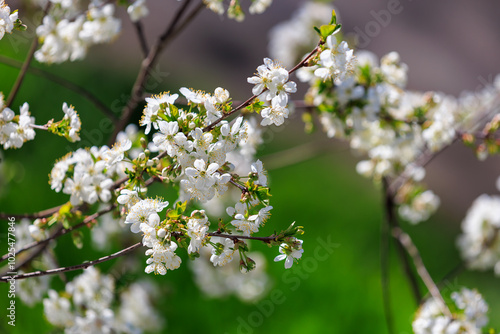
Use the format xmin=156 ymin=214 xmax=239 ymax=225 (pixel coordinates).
xmin=0 ymin=205 xmax=62 ymax=221
xmin=107 ymin=0 xmax=201 ymax=146
xmin=133 ymin=21 xmax=149 ymax=57
xmin=6 ymin=2 xmax=51 ymax=107
xmin=380 ymin=181 xmax=395 ymax=334
xmin=203 ymin=94 xmax=260 ymax=132
xmin=383 ymin=179 xmax=422 ymax=304
xmin=0 ymin=205 xmax=116 ymax=265
xmin=0 ymin=242 xmax=141 ymax=282
xmin=203 ymin=41 xmax=323 ymax=133
xmin=207 ymin=232 xmax=278 ymax=243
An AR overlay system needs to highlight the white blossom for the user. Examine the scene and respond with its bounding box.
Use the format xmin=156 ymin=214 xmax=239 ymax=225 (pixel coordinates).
xmin=0 ymin=0 xmax=18 ymax=40
xmin=274 ymin=238 xmax=303 ymax=269
xmin=43 ymin=289 xmax=75 ymax=327
xmin=247 ymin=58 xmax=296 ymax=104
xmin=260 ymin=96 xmax=289 ymax=127
xmin=457 ymin=194 xmax=500 ymax=273
xmin=249 ymin=0 xmax=272 ymax=14
xmin=141 ymin=92 xmax=178 ymax=134
xmin=125 ymin=198 xmax=169 ymax=233
xmin=145 ymin=241 xmax=182 ymax=275
xmin=210 ymin=237 xmax=236 ymax=266
xmin=127 ymin=0 xmax=149 ymax=22
xmin=398 ymin=190 xmax=440 ymax=224
xmin=413 ymin=288 xmax=488 ymax=334
xmin=187 ymin=210 xmax=210 ymax=254
xmin=314 ymin=35 xmax=355 ymax=84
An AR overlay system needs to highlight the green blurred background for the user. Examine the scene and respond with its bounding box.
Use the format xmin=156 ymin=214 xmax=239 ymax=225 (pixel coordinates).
xmin=1 ymin=0 xmax=500 ymax=333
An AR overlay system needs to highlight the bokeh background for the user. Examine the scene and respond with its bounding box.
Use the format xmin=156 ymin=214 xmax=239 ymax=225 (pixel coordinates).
xmin=1 ymin=0 xmax=500 ymax=333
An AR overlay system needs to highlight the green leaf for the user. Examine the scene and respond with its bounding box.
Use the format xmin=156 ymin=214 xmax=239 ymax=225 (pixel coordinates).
xmin=246 ymin=100 xmax=265 ymax=114
xmin=330 ymin=9 xmax=337 ymax=25
xmin=169 ymin=104 xmax=179 ymax=118
xmin=175 ymin=201 xmax=187 ymax=214
xmin=313 ymin=10 xmax=341 ymax=41
xmin=167 ymin=210 xmax=180 ymax=219
xmin=320 ymin=25 xmax=336 ymax=38
xmin=255 ymin=186 xmax=272 ymax=202
xmin=313 ymin=26 xmax=321 ymax=36
xmin=14 ymin=19 xmax=27 ymax=31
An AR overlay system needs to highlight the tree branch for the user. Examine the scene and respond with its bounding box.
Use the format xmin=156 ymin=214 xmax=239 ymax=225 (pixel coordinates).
xmin=6 ymin=2 xmax=51 ymax=107
xmin=107 ymin=0 xmax=201 ymax=146
xmin=0 ymin=242 xmax=141 ymax=282
xmin=0 ymin=205 xmax=62 ymax=221
xmin=0 ymin=205 xmax=116 ymax=265
xmin=380 ymin=182 xmax=395 ymax=334
xmin=383 ymin=179 xmax=422 ymax=304
xmin=207 ymin=232 xmax=278 ymax=243
xmin=392 ymin=226 xmax=452 ymax=317
xmin=133 ymin=21 xmax=149 ymax=57
xmin=202 ymin=41 xmax=323 ymax=133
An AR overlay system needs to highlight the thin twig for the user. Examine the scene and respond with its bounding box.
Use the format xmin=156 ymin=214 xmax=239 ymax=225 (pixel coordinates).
xmin=381 ymin=180 xmax=395 ymax=334
xmin=383 ymin=179 xmax=422 ymax=304
xmin=133 ymin=21 xmax=149 ymax=57
xmin=207 ymin=232 xmax=278 ymax=243
xmin=0 ymin=205 xmax=62 ymax=221
xmin=6 ymin=2 xmax=51 ymax=107
xmin=392 ymin=226 xmax=452 ymax=318
xmin=108 ymin=0 xmax=199 ymax=146
xmin=228 ymin=178 xmax=248 ymax=193
xmin=0 ymin=55 xmax=117 ymax=121
xmin=0 ymin=242 xmax=141 ymax=282
xmin=0 ymin=205 xmax=115 ymax=264
xmin=203 ymin=41 xmax=323 ymax=133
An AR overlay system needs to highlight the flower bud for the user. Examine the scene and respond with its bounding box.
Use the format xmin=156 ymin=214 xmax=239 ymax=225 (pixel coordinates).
xmin=157 ymin=228 xmax=167 ymax=238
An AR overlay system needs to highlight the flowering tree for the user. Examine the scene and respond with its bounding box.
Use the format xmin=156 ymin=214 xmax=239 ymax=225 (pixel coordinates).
xmin=1 ymin=0 xmax=500 ymax=333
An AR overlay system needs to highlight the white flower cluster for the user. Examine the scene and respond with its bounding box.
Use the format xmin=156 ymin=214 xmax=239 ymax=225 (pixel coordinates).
xmin=35 ymin=0 xmax=120 ymax=63
xmin=295 ymin=46 xmax=495 ymax=223
xmin=124 ymin=200 xmax=208 ymax=274
xmin=226 ymin=199 xmax=272 ymax=236
xmin=247 ymin=58 xmax=297 ymax=126
xmin=0 ymin=0 xmax=17 ymax=40
xmin=61 ymin=102 xmax=81 ymax=142
xmin=249 ymin=0 xmax=273 ymax=14
xmin=198 ymin=117 xmax=264 ymax=218
xmin=457 ymin=193 xmax=500 ymax=274
xmin=187 ymin=209 xmax=210 ymax=254
xmin=398 ymin=190 xmax=441 ymax=224
xmin=0 ymin=93 xmax=35 ymax=149
xmin=50 ymin=139 xmax=132 ymax=205
xmin=314 ymin=35 xmax=355 ymax=84
xmin=142 ymin=89 xmax=248 ymax=204
xmin=412 ymin=288 xmax=488 ymax=334
xmin=190 ymin=246 xmax=270 ymax=302
xmin=269 ymin=2 xmax=335 ymax=68
xmin=68 ymin=84 xmax=288 ymax=276
xmin=203 ymin=0 xmax=273 ymax=20
xmin=43 ymin=267 xmax=162 ymax=333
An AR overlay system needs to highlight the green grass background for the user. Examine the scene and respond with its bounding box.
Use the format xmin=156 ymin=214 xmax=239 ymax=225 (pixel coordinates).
xmin=0 ymin=39 xmax=499 ymax=334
